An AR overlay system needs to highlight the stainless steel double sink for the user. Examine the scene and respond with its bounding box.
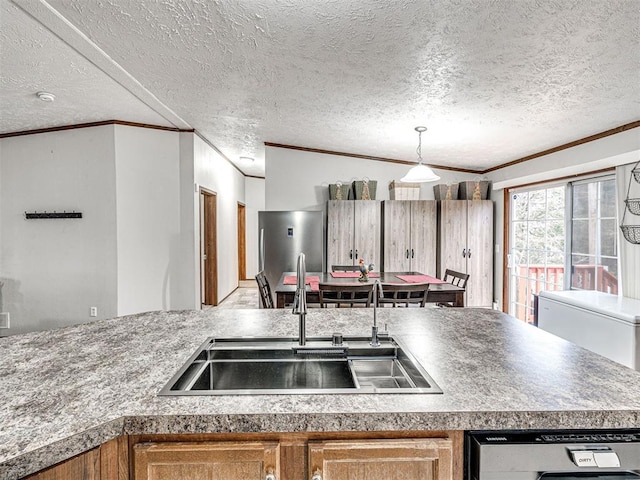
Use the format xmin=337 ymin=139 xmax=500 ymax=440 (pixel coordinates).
xmin=159 ymin=335 xmax=442 ymax=395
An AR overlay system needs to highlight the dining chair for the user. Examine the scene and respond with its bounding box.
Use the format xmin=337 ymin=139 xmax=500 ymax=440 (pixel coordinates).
xmin=378 ymin=282 xmax=430 ymax=307
xmin=318 ymin=283 xmax=373 ymax=308
xmin=255 ymin=271 xmax=274 ymax=308
xmin=438 ymin=269 xmax=470 ymax=307
xmin=443 ymin=269 xmax=470 ymax=289
xmin=331 ymin=265 xmax=360 ymax=272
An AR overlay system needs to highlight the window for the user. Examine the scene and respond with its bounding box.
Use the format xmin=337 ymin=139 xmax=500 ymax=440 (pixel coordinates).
xmin=570 ymin=176 xmax=618 ymax=294
xmin=508 ymin=174 xmax=619 ymax=323
xmin=509 ymin=185 xmax=566 ymax=323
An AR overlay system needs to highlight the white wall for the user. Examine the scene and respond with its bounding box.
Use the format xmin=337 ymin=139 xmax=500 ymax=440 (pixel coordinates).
xmin=265 ymin=146 xmax=476 ymax=210
xmin=0 ymin=126 xmax=118 ymax=334
xmin=617 ymin=162 xmax=640 ymax=300
xmin=114 ymin=125 xmax=182 ymax=315
xmin=486 ymin=128 xmax=640 ymax=307
xmin=489 ymin=129 xmax=640 ymax=190
xmin=193 ymin=135 xmax=246 ymax=302
xmin=244 ymin=177 xmax=265 ymax=278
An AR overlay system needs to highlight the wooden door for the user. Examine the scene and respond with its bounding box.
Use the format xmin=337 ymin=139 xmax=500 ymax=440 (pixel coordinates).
xmin=237 ymin=203 xmax=246 ymax=281
xmin=466 ymin=200 xmax=493 ymax=307
xmin=383 ymin=201 xmax=411 ymax=271
xmin=410 ymin=200 xmax=437 ymax=275
xmin=353 ymin=201 xmax=381 ymax=269
xmin=438 ymin=200 xmax=467 ymax=277
xmin=308 ymin=438 xmax=453 ymax=480
xmin=134 ymin=441 xmax=279 ymax=480
xmin=201 ymin=190 xmax=217 ymax=306
xmin=327 ymin=201 xmax=355 ymax=266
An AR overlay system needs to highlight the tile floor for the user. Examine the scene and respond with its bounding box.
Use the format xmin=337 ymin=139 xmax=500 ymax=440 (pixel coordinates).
xmin=215 ymin=280 xmax=260 ymax=309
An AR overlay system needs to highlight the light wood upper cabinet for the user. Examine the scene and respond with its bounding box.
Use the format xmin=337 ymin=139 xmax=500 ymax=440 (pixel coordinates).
xmin=133 ymin=441 xmax=280 ymax=480
xmin=327 ymin=201 xmax=381 ymax=268
xmin=308 ymin=438 xmax=454 ymax=480
xmin=438 ymin=200 xmax=493 ymax=307
xmin=383 ymin=200 xmax=437 ymax=275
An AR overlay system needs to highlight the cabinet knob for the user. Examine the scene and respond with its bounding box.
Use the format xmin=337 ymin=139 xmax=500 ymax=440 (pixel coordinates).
xmin=311 ymin=469 xmax=323 ymax=480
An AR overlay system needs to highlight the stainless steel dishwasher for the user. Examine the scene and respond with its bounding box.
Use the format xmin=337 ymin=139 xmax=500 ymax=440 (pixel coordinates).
xmin=467 ymin=430 xmax=640 ymax=479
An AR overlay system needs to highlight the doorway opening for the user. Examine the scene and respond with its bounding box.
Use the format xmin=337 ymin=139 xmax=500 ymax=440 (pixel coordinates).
xmin=237 ymin=202 xmax=246 ymax=281
xmin=200 ymin=188 xmax=218 ymax=306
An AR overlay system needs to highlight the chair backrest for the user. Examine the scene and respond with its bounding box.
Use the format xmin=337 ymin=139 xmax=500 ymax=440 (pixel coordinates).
xmin=318 ymin=283 xmax=373 ymax=308
xmin=331 ymin=265 xmax=360 ymax=272
xmin=255 ymin=271 xmax=274 ymax=308
xmin=443 ymin=269 xmax=470 ymax=289
xmin=378 ymin=283 xmax=430 ymax=307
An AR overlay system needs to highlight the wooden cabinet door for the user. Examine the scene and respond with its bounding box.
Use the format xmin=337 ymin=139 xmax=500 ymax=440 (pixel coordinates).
xmin=383 ymin=201 xmax=411 ymax=271
xmin=410 ymin=200 xmax=437 ymax=276
xmin=308 ymin=438 xmax=453 ymax=480
xmin=438 ymin=200 xmax=467 ymax=276
xmin=466 ymin=200 xmax=493 ymax=307
xmin=353 ymin=201 xmax=381 ymax=269
xmin=133 ymin=441 xmax=279 ymax=480
xmin=327 ymin=201 xmax=355 ymax=267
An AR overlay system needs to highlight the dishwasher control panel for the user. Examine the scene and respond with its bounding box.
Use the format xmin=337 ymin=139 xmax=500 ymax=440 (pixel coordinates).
xmin=467 ymin=429 xmax=640 ymax=480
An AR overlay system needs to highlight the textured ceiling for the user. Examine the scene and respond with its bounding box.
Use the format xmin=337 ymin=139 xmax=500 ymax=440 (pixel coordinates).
xmin=1 ymin=0 xmax=639 ymax=177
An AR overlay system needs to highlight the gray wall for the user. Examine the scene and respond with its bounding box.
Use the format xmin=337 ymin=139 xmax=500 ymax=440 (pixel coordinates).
xmin=0 ymin=126 xmax=118 ymax=334
xmin=0 ymin=126 xmax=247 ymax=334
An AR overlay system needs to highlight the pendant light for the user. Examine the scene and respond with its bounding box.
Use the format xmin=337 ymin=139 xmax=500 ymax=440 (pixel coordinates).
xmin=400 ymin=126 xmax=440 ymax=183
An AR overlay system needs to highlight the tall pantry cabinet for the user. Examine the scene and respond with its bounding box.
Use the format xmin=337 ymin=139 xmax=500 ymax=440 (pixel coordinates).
xmin=438 ymin=200 xmax=493 ymax=307
xmin=382 ymin=200 xmax=437 ymax=275
xmin=327 ymin=200 xmax=381 ymax=268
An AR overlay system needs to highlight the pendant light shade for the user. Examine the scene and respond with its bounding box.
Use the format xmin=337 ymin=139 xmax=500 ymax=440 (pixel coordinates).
xmin=400 ymin=126 xmax=440 ymax=183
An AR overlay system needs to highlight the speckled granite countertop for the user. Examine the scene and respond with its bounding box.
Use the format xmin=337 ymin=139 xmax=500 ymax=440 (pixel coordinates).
xmin=3 ymin=307 xmax=640 ymax=478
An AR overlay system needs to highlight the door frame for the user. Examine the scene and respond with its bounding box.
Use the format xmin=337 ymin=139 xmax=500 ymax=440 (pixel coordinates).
xmin=237 ymin=202 xmax=246 ymax=281
xmin=200 ymin=188 xmax=218 ymax=306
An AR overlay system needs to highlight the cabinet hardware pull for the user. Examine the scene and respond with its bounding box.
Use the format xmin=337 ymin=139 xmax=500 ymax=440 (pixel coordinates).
xmin=349 ymin=249 xmax=353 ymax=259
xmin=355 ymin=249 xmax=358 ymax=259
xmin=462 ymin=248 xmax=467 ymax=258
xmin=406 ymin=249 xmax=409 ymax=259
xmin=468 ymin=249 xmax=471 ymax=258
xmin=311 ymin=469 xmax=323 ymax=480
xmin=411 ymin=248 xmax=414 ymax=258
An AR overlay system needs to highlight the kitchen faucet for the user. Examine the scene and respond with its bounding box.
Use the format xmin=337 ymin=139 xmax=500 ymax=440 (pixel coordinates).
xmin=371 ymin=280 xmax=383 ymax=347
xmin=292 ymin=252 xmax=308 ymax=346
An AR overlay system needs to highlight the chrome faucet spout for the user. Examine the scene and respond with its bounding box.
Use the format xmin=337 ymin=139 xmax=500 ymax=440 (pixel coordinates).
xmin=292 ymin=252 xmax=308 ymax=345
xmin=371 ymin=280 xmax=383 ymax=347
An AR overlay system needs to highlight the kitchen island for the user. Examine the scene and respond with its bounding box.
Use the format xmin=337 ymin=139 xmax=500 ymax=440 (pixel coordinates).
xmin=3 ymin=307 xmax=640 ymax=479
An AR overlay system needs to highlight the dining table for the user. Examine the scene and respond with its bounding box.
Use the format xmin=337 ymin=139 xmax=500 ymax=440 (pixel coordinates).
xmin=273 ymin=271 xmax=466 ymax=308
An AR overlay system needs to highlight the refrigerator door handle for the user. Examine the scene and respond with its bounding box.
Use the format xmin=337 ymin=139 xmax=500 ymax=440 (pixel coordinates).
xmin=259 ymin=228 xmax=265 ymax=272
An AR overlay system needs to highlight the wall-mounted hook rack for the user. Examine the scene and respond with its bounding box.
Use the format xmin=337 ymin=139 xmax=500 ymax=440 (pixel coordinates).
xmin=25 ymin=211 xmax=82 ymax=219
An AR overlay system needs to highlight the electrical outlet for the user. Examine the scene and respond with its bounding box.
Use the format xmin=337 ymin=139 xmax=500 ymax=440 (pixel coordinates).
xmin=90 ymin=307 xmax=97 ymax=317
xmin=0 ymin=312 xmax=9 ymax=328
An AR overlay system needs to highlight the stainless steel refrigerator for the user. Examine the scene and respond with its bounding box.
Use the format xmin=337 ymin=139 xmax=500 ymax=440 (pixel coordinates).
xmin=258 ymin=211 xmax=324 ymax=292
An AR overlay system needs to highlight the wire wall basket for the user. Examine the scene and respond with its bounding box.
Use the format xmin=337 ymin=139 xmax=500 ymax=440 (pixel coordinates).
xmin=626 ymin=198 xmax=640 ymax=216
xmin=621 ymin=225 xmax=640 ymax=245
xmin=620 ymin=159 xmax=640 ymax=245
